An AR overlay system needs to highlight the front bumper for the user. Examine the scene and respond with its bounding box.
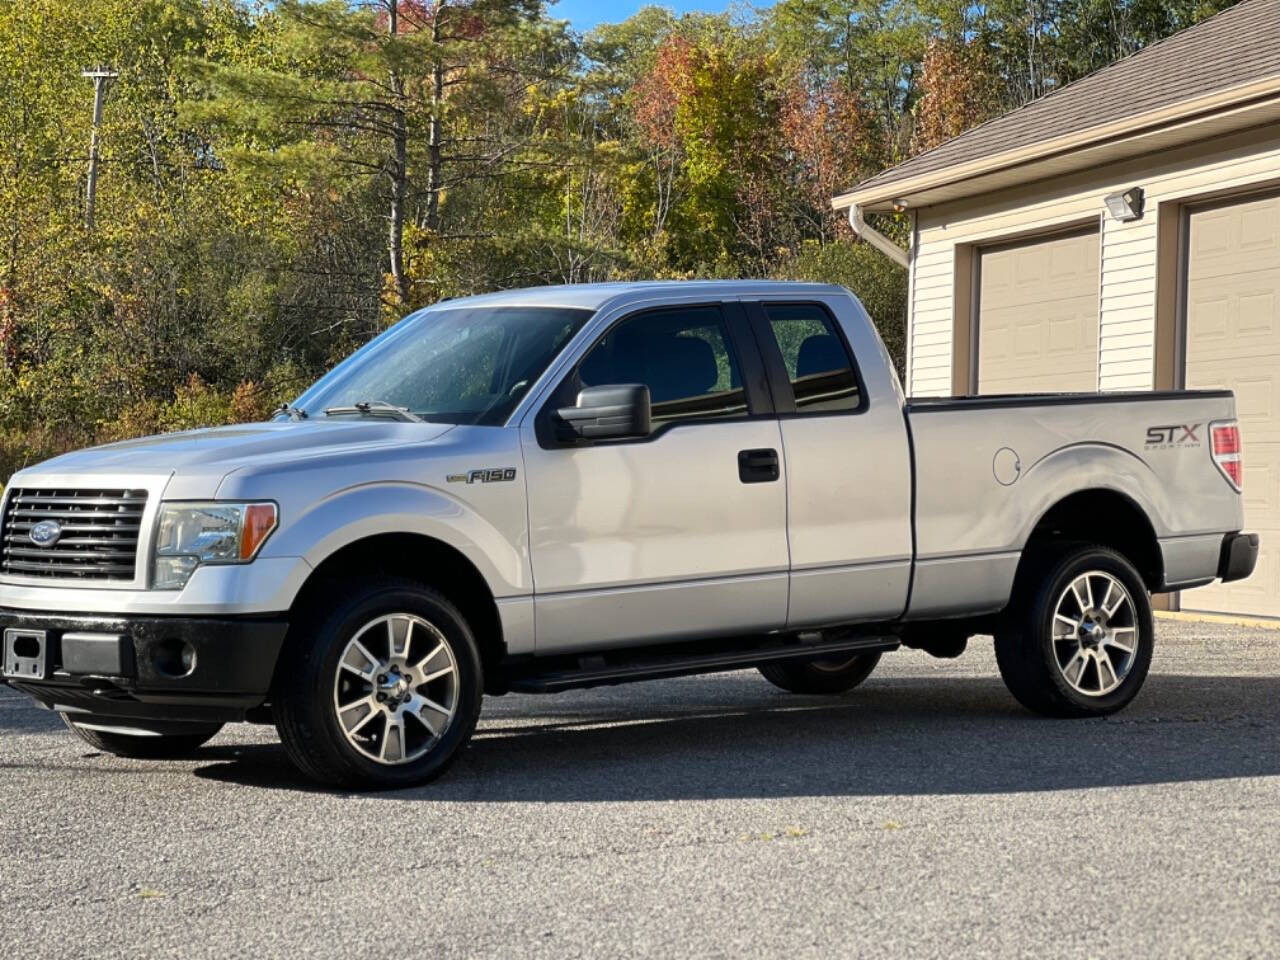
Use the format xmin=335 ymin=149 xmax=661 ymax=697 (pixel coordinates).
xmin=0 ymin=609 xmax=288 ymax=724
xmin=1218 ymin=532 xmax=1260 ymax=584
xmin=0 ymin=556 xmax=310 ymax=616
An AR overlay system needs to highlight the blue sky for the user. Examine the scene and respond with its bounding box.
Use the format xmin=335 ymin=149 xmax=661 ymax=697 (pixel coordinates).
xmin=548 ymin=0 xmax=753 ymax=32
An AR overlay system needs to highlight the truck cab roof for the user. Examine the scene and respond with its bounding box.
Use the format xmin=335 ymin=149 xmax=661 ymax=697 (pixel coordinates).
xmin=425 ymin=280 xmax=851 ymax=313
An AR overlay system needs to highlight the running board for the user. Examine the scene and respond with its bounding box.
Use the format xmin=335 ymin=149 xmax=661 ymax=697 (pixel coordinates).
xmin=508 ymin=634 xmax=899 ymax=694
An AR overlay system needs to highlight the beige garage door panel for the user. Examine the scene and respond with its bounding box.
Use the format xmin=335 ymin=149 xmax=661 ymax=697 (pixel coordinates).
xmin=1184 ymin=193 xmax=1280 ymax=618
xmin=978 ymin=231 xmax=1101 ymax=395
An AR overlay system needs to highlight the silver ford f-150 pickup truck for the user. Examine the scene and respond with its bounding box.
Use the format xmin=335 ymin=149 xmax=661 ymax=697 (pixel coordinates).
xmin=0 ymin=281 xmax=1259 ymax=788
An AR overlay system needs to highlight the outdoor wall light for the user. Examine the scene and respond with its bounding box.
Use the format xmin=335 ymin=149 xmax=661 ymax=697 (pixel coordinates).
xmin=1105 ymin=186 xmax=1145 ymax=222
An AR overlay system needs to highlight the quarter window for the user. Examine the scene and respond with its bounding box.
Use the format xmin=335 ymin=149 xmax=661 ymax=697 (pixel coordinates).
xmin=762 ymin=303 xmax=861 ymax=413
xmin=572 ymin=306 xmax=749 ymax=425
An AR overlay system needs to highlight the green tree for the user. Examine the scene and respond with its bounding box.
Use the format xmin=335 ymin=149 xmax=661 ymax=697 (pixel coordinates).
xmin=187 ymin=0 xmax=565 ymax=309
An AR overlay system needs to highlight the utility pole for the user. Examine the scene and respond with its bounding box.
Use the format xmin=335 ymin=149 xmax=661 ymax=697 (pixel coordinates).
xmin=82 ymin=67 xmax=118 ymax=231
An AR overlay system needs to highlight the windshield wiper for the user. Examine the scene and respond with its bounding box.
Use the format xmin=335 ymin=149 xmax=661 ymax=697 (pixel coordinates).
xmin=275 ymin=403 xmax=308 ymax=421
xmin=323 ymin=399 xmax=424 ymax=423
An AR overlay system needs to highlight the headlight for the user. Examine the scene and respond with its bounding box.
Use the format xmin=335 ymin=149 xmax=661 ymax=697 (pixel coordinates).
xmin=152 ymin=502 xmax=278 ymax=590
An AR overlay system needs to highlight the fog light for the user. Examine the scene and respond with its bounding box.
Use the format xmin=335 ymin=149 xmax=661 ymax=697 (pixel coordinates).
xmin=151 ymin=638 xmax=197 ymax=679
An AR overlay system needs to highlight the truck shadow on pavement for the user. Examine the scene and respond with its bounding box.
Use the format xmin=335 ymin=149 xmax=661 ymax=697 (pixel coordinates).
xmin=182 ymin=672 xmax=1280 ymax=800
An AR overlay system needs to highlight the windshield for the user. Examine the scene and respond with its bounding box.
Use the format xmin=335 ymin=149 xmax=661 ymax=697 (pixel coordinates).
xmin=291 ymin=305 xmax=592 ymax=426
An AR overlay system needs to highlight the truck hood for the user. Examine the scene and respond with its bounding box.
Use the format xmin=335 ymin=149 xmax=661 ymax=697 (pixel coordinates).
xmin=11 ymin=421 xmax=457 ymax=498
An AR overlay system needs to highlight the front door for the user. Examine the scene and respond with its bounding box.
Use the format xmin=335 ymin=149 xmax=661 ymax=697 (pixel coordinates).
xmin=519 ymin=302 xmax=789 ymax=653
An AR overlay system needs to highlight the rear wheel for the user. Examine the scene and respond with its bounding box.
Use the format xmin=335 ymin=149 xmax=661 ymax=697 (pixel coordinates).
xmin=62 ymin=715 xmax=221 ymax=758
xmin=274 ymin=578 xmax=483 ymax=789
xmin=995 ymin=545 xmax=1153 ymax=718
xmin=759 ymin=652 xmax=881 ymax=694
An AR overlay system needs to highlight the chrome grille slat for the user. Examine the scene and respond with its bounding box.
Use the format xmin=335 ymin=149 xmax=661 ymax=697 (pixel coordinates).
xmin=4 ymin=536 xmax=137 ymax=547
xmin=7 ymin=508 xmax=145 ymax=520
xmin=5 ymin=526 xmax=140 ymax=536
xmin=3 ymin=559 xmax=136 ymax=575
xmin=5 ymin=529 xmax=140 ymax=537
xmin=5 ymin=546 xmax=137 ymax=560
xmin=0 ymin=488 xmax=146 ymax=581
xmin=7 ymin=520 xmax=141 ymax=530
xmin=11 ymin=495 xmax=146 ymax=507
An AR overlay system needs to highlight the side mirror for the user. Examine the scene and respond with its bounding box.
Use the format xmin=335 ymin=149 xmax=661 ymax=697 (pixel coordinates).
xmin=555 ymin=384 xmax=651 ymax=441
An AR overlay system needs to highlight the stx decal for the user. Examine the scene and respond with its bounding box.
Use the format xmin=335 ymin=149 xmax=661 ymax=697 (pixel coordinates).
xmin=1145 ymin=423 xmax=1201 ymax=449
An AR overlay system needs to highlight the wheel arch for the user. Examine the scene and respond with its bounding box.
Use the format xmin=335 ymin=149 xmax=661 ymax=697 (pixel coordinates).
xmin=1015 ymin=488 xmax=1164 ymax=593
xmin=284 ymin=532 xmax=506 ymax=682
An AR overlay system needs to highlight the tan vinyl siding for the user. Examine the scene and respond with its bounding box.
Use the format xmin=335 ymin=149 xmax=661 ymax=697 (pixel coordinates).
xmin=906 ymin=124 xmax=1280 ymax=397
xmin=1099 ymin=221 xmax=1160 ymax=380
xmin=907 ymin=244 xmax=955 ymax=396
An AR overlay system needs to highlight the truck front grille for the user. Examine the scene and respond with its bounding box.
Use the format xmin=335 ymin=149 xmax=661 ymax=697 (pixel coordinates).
xmin=0 ymin=488 xmax=147 ymax=581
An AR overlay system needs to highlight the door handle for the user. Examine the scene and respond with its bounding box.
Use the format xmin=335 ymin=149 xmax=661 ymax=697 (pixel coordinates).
xmin=738 ymin=448 xmax=780 ymax=484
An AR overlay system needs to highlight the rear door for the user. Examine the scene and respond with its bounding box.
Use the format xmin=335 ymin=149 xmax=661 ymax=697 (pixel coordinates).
xmin=520 ymin=301 xmax=790 ymax=652
xmin=747 ymin=297 xmax=913 ymax=627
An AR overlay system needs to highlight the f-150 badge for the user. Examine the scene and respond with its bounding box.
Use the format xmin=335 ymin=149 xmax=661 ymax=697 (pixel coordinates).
xmin=447 ymin=468 xmax=518 ymax=484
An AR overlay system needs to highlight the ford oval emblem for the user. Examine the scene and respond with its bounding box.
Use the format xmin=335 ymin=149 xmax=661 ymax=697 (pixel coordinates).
xmin=28 ymin=519 xmax=62 ymax=548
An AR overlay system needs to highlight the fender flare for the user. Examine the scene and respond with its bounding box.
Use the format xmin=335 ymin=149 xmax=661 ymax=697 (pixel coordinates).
xmin=1013 ymin=442 xmax=1171 ymax=550
xmin=264 ymin=481 xmax=528 ymax=604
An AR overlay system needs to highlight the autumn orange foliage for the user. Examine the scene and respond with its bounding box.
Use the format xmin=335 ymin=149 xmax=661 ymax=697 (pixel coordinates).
xmin=631 ymin=36 xmax=697 ymax=151
xmin=781 ymin=81 xmax=878 ymax=236
xmin=911 ymin=38 xmax=1002 ymax=156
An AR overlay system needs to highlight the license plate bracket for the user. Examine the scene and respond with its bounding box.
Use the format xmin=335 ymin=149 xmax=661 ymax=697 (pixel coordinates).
xmin=3 ymin=628 xmax=49 ymax=680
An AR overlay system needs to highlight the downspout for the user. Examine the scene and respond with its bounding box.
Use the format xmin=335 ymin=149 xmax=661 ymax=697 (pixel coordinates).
xmin=847 ymin=204 xmax=910 ymax=268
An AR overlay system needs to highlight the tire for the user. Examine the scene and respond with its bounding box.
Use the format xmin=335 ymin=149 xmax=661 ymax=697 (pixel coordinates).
xmin=274 ymin=577 xmax=483 ymax=789
xmin=62 ymin=714 xmax=221 ymax=758
xmin=759 ymin=652 xmax=882 ymax=694
xmin=995 ymin=545 xmax=1154 ymax=718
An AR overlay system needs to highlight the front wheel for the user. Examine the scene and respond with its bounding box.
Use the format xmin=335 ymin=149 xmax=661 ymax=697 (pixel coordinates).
xmin=274 ymin=578 xmax=483 ymax=789
xmin=995 ymin=545 xmax=1154 ymax=718
xmin=759 ymin=652 xmax=881 ymax=694
xmin=62 ymin=715 xmax=222 ymax=758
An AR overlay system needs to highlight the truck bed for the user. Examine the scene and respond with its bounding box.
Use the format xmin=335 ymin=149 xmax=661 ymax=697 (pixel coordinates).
xmin=902 ymin=388 xmax=1242 ymax=620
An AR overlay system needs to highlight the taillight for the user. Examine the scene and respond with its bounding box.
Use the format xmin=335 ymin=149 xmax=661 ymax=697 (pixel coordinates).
xmin=1210 ymin=420 xmax=1243 ymax=492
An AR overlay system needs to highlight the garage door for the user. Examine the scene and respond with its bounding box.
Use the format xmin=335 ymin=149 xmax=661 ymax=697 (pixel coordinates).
xmin=1183 ymin=192 xmax=1280 ymax=618
xmin=977 ymin=229 xmax=1100 ymax=394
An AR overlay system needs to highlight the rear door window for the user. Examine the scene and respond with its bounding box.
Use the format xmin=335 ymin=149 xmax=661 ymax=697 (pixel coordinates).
xmin=760 ymin=303 xmax=861 ymax=413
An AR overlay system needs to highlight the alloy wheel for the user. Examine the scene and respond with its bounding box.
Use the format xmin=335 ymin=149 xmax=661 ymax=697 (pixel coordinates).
xmin=1050 ymin=571 xmax=1139 ymax=697
xmin=332 ymin=613 xmax=459 ymax=765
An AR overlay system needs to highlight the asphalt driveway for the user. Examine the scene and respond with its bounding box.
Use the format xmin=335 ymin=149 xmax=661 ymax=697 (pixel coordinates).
xmin=2 ymin=616 xmax=1277 ymax=959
